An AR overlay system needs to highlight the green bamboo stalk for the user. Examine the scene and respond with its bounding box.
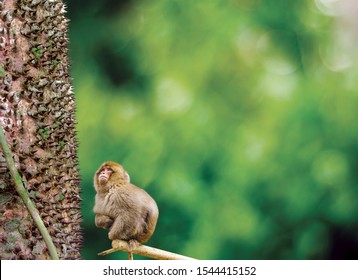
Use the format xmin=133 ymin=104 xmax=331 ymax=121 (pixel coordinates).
xmin=0 ymin=125 xmax=59 ymax=260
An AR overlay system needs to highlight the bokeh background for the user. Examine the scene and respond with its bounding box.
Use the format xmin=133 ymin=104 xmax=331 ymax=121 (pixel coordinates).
xmin=64 ymin=0 xmax=358 ymax=259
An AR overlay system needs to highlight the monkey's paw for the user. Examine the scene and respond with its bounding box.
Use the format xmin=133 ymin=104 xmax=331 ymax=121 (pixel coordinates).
xmin=95 ymin=214 xmax=113 ymax=229
xmin=127 ymin=239 xmax=140 ymax=252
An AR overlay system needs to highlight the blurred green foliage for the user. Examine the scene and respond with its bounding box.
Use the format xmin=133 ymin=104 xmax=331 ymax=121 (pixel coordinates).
xmin=64 ymin=0 xmax=358 ymax=259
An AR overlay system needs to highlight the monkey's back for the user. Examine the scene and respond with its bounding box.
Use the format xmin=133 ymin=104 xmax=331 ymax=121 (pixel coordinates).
xmin=108 ymin=184 xmax=159 ymax=243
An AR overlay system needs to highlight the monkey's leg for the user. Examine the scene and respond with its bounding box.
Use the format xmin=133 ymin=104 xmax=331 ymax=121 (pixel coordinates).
xmin=108 ymin=217 xmax=126 ymax=240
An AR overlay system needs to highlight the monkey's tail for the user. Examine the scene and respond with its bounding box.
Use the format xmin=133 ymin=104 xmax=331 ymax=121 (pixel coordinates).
xmin=128 ymin=252 xmax=133 ymax=260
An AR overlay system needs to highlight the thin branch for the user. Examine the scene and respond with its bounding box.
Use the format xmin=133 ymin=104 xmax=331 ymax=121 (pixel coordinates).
xmin=0 ymin=125 xmax=59 ymax=260
xmin=98 ymin=239 xmax=196 ymax=260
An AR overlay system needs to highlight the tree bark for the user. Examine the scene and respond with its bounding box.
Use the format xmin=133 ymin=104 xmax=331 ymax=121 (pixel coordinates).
xmin=0 ymin=0 xmax=82 ymax=259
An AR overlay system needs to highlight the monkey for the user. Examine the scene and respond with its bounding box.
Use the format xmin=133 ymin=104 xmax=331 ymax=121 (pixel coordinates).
xmin=93 ymin=161 xmax=159 ymax=252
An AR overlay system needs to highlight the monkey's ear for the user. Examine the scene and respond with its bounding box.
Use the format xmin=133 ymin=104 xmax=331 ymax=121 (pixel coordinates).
xmin=124 ymin=171 xmax=130 ymax=183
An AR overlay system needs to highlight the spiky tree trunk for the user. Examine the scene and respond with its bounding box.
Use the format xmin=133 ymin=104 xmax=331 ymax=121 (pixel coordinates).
xmin=0 ymin=0 xmax=82 ymax=259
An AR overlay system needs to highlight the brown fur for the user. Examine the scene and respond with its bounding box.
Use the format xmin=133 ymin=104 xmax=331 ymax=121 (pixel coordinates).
xmin=93 ymin=161 xmax=159 ymax=250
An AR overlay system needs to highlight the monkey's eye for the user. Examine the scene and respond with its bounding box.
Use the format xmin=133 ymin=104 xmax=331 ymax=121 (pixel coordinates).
xmin=102 ymin=167 xmax=112 ymax=172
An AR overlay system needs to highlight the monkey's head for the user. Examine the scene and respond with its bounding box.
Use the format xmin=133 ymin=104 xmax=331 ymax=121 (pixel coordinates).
xmin=94 ymin=161 xmax=130 ymax=193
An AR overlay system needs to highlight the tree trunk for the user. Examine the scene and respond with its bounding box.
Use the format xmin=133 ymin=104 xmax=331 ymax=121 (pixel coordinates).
xmin=0 ymin=0 xmax=82 ymax=259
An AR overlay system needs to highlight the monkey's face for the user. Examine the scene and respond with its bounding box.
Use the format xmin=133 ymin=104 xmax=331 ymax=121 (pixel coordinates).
xmin=94 ymin=161 xmax=131 ymax=194
xmin=98 ymin=166 xmax=113 ymax=186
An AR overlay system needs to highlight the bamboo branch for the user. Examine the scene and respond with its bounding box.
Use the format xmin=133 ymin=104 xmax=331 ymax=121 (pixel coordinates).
xmin=0 ymin=125 xmax=60 ymax=260
xmin=98 ymin=240 xmax=196 ymax=260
